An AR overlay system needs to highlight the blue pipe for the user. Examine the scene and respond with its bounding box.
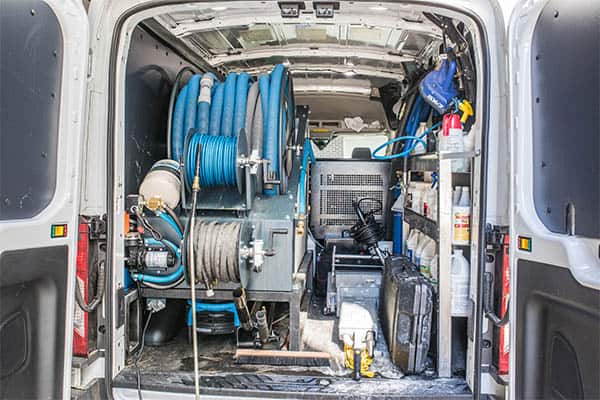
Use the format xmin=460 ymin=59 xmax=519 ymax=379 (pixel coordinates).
xmin=372 ymin=122 xmax=441 ymax=160
xmin=264 ymin=65 xmax=285 ymax=195
xmin=209 ymin=82 xmax=224 ymax=135
xmin=158 ymin=212 xmax=183 ymax=238
xmin=233 ymin=72 xmax=250 ymax=137
xmin=184 ymin=74 xmax=201 ymax=141
xmin=393 ymin=210 xmax=404 ymax=255
xmin=221 ymin=73 xmax=237 ymax=136
xmin=171 ymin=84 xmax=189 ymax=161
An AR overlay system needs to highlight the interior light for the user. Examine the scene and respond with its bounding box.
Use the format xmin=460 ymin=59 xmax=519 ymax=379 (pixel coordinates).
xmin=278 ymin=2 xmax=305 ymax=18
xmin=343 ymin=70 xmax=356 ymax=77
xmin=211 ymin=6 xmax=228 ymax=11
xmin=369 ymin=5 xmax=388 ymax=11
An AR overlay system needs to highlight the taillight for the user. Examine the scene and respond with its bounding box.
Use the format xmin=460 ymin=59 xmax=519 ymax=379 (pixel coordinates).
xmin=73 ymin=221 xmax=90 ymax=357
xmin=498 ymin=234 xmax=510 ymax=375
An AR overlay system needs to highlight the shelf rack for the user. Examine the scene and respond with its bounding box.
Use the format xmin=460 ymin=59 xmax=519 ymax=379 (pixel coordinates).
xmin=403 ymin=150 xmax=476 ymax=378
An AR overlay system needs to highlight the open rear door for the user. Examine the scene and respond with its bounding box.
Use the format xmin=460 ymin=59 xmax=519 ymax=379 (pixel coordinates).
xmin=0 ymin=0 xmax=89 ymax=398
xmin=508 ymin=0 xmax=600 ymax=399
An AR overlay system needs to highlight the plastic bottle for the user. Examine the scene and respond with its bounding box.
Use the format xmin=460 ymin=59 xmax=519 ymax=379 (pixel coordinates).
xmin=441 ymin=114 xmax=466 ymax=172
xmin=411 ymin=184 xmax=425 ymax=214
xmin=424 ymin=186 xmax=438 ymax=221
xmin=414 ymin=235 xmax=431 ymax=267
xmin=406 ymin=229 xmax=421 ymax=263
xmin=452 ymin=187 xmax=471 ymax=245
xmin=453 ymin=186 xmax=462 ymax=206
xmin=413 ymin=122 xmax=428 ymax=155
xmin=419 ymin=240 xmax=436 ymax=278
xmin=451 ymin=249 xmax=470 ymax=315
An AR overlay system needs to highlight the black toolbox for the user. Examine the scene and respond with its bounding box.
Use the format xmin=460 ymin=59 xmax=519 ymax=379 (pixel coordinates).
xmin=382 ymin=256 xmax=434 ymax=374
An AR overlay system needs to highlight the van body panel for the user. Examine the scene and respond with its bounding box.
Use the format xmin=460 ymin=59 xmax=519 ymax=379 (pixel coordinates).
xmin=508 ymin=0 xmax=600 ymax=398
xmin=0 ymin=0 xmax=89 ymax=398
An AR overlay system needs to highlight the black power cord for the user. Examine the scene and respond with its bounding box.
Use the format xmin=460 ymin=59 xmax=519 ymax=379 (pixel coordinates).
xmin=349 ymin=198 xmax=383 ymax=249
xmin=134 ymin=308 xmax=156 ymax=400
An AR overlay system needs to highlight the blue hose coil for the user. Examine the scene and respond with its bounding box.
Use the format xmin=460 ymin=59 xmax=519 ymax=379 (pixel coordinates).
xmin=186 ymin=134 xmax=237 ymax=188
xmin=209 ymin=82 xmax=225 ymax=135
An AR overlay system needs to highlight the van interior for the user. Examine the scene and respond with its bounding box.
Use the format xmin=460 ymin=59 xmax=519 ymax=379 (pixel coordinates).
xmin=81 ymin=1 xmax=502 ymax=398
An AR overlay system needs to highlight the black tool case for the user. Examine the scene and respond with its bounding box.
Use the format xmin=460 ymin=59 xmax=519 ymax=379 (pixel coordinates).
xmin=382 ymin=257 xmax=434 ymax=374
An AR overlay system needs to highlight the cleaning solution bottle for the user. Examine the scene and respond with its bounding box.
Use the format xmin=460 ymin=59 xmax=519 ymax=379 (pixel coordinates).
xmin=430 ymin=254 xmax=439 ymax=283
xmin=442 ymin=114 xmax=466 ymax=172
xmin=406 ymin=229 xmax=421 ymax=263
xmin=452 ymin=187 xmax=471 ymax=245
xmin=451 ymin=249 xmax=470 ymax=315
xmin=419 ymin=240 xmax=436 ymax=278
xmin=453 ymin=186 xmax=463 ymax=206
xmin=413 ymin=122 xmax=428 ymax=155
xmin=414 ymin=235 xmax=430 ymax=267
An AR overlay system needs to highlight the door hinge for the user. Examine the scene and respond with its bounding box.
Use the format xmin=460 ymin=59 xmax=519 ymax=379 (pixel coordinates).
xmin=485 ymin=224 xmax=509 ymax=252
xmin=87 ymin=214 xmax=107 ymax=241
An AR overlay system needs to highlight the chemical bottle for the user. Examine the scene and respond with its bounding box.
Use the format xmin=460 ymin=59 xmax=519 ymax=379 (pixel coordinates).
xmin=419 ymin=240 xmax=436 ymax=278
xmin=414 ymin=235 xmax=431 ymax=267
xmin=453 ymin=186 xmax=463 ymax=206
xmin=441 ymin=114 xmax=466 ymax=172
xmin=413 ymin=122 xmax=428 ymax=155
xmin=452 ymin=187 xmax=471 ymax=245
xmin=402 ymin=221 xmax=410 ymax=253
xmin=451 ymin=249 xmax=470 ymax=315
xmin=424 ymin=186 xmax=438 ymax=221
xmin=406 ymin=229 xmax=421 ymax=263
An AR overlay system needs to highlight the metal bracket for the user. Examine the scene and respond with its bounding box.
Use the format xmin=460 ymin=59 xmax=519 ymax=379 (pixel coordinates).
xmin=88 ymin=214 xmax=107 ymax=241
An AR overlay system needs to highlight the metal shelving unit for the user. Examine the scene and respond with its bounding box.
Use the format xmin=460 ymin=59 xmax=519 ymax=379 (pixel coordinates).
xmin=403 ymin=150 xmax=475 ymax=378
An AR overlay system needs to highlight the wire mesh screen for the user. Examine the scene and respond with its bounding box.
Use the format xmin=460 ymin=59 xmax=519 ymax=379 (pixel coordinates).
xmin=310 ymin=160 xmax=390 ymax=239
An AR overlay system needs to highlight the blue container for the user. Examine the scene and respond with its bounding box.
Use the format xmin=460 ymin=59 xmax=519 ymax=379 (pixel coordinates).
xmin=393 ymin=210 xmax=404 ymax=255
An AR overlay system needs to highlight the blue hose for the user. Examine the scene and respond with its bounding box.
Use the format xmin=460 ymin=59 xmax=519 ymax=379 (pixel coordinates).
xmin=298 ymin=138 xmax=315 ymax=215
xmin=372 ymin=122 xmax=441 ymax=160
xmin=264 ymin=65 xmax=285 ymax=195
xmin=171 ymin=84 xmax=189 ymax=161
xmin=209 ymin=82 xmax=224 ymax=135
xmin=186 ymin=134 xmax=237 ymax=188
xmin=233 ymin=72 xmax=250 ymax=137
xmin=184 ymin=75 xmax=201 ymax=141
xmin=221 ymin=73 xmax=237 ymax=136
xmin=258 ymin=74 xmax=270 ymax=143
xmin=196 ymin=73 xmax=217 ymax=135
xmin=158 ymin=212 xmax=183 ymax=238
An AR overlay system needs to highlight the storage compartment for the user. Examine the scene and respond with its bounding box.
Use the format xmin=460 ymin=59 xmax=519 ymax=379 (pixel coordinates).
xmin=104 ymin=2 xmax=489 ymax=397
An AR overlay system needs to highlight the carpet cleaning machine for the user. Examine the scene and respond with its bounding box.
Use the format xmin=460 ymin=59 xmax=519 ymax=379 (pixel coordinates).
xmin=124 ymin=64 xmax=312 ymax=352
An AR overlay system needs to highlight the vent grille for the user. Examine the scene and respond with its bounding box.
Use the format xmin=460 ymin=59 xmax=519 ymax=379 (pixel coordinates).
xmin=324 ymin=174 xmax=383 ymax=187
xmin=320 ymin=190 xmax=383 ymax=216
xmin=320 ymin=218 xmax=359 ymax=226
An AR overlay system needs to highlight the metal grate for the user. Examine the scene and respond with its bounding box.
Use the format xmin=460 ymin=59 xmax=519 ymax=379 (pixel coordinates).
xmin=321 ymin=190 xmax=384 ymax=216
xmin=325 ymin=174 xmax=383 ymax=187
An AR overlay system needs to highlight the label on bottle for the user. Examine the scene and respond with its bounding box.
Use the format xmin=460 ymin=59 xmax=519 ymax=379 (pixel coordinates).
xmin=453 ymin=209 xmax=470 ymax=244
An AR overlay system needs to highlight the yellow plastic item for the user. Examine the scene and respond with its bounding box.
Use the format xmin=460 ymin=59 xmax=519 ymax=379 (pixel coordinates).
xmin=458 ymin=100 xmax=474 ymax=123
xmin=344 ymin=344 xmax=375 ymax=378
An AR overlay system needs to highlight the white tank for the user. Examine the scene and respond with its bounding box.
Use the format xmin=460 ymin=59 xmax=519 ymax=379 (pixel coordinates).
xmin=139 ymin=159 xmax=181 ymax=210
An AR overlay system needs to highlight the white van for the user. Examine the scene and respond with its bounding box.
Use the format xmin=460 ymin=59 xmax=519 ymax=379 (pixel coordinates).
xmin=1 ymin=0 xmax=598 ymax=399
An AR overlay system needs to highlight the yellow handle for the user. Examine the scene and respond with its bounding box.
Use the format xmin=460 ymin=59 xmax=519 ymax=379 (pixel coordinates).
xmin=458 ymin=100 xmax=474 ymax=123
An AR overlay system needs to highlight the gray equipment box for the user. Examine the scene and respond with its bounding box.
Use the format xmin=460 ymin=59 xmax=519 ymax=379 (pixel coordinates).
xmin=310 ymin=160 xmax=390 ymax=239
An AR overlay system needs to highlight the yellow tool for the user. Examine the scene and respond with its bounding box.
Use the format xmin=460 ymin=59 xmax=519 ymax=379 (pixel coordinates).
xmin=344 ymin=344 xmax=375 ymax=378
xmin=458 ymin=99 xmax=474 ymax=123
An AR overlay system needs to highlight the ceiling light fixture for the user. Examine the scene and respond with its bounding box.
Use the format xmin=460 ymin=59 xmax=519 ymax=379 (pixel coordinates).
xmin=369 ymin=5 xmax=388 ymax=11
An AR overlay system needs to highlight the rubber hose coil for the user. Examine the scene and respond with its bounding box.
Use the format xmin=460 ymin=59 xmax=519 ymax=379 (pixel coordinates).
xmin=193 ymin=220 xmax=242 ymax=285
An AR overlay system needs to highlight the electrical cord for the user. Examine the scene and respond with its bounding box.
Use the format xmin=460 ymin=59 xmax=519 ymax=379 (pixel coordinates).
xmin=167 ymin=67 xmax=195 ymax=159
xmin=350 ymin=198 xmax=383 ymax=248
xmin=75 ymin=259 xmax=105 ymax=312
xmin=134 ymin=308 xmax=156 ymax=400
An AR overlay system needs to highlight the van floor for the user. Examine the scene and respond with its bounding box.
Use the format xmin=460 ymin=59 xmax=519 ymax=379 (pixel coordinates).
xmin=113 ymin=297 xmax=471 ymax=398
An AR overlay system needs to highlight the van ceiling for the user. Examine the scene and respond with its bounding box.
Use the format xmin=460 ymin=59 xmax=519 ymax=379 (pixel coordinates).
xmin=151 ymin=1 xmax=444 ymax=84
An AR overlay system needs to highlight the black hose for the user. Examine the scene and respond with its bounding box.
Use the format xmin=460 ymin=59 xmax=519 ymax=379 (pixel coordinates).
xmin=139 ymin=276 xmax=185 ymax=291
xmin=163 ymin=204 xmax=184 ymax=235
xmin=167 ymin=67 xmax=195 ymax=159
xmin=350 ymin=198 xmax=383 ymax=248
xmin=75 ymin=260 xmax=106 ymax=312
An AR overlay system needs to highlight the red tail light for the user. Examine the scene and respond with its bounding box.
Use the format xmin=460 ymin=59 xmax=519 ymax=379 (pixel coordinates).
xmin=73 ymin=221 xmax=90 ymax=357
xmin=498 ymin=234 xmax=510 ymax=375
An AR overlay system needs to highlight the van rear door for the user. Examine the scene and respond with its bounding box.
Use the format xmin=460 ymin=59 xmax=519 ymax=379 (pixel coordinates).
xmin=0 ymin=0 xmax=89 ymax=398
xmin=508 ymin=0 xmax=600 ymax=398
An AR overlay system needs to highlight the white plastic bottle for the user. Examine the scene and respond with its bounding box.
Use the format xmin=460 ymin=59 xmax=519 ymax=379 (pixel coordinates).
xmin=451 ymin=249 xmax=470 ymax=315
xmin=424 ymin=186 xmax=438 ymax=221
xmin=452 ymin=186 xmax=462 ymax=206
xmin=419 ymin=240 xmax=436 ymax=277
xmin=414 ymin=235 xmax=430 ymax=267
xmin=447 ymin=125 xmax=466 ymax=172
xmin=430 ymin=254 xmax=439 ymax=283
xmin=452 ymin=187 xmax=471 ymax=245
xmin=412 ymin=122 xmax=428 ymax=155
xmin=406 ymin=230 xmax=421 ymax=263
